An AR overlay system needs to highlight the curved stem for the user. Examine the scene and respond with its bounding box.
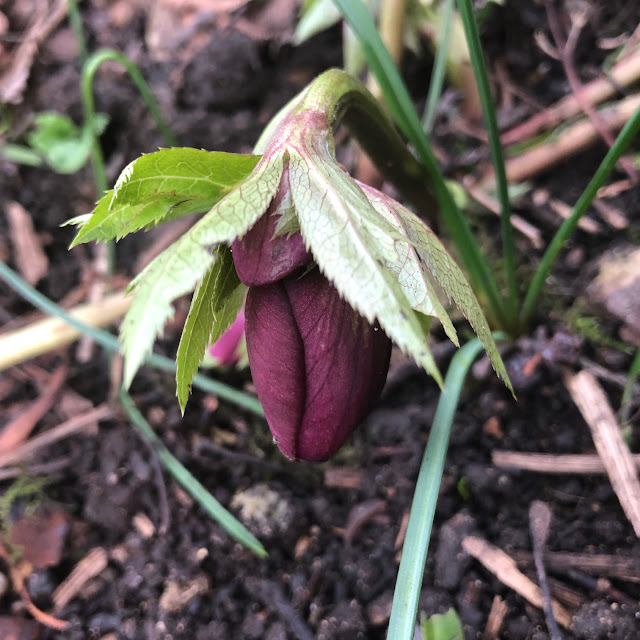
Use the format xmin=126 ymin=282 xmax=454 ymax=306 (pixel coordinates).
xmin=299 ymin=69 xmax=438 ymax=225
xmin=81 ymin=48 xmax=177 ymax=195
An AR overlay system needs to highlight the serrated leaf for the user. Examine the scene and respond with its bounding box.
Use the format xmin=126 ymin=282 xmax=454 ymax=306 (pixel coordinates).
xmin=71 ymin=148 xmax=261 ymax=246
xmin=358 ymin=180 xmax=458 ymax=347
xmin=372 ymin=190 xmax=512 ymax=393
xmin=120 ymin=152 xmax=283 ymax=387
xmin=288 ymin=127 xmax=444 ymax=386
xmin=176 ymin=245 xmax=246 ymax=412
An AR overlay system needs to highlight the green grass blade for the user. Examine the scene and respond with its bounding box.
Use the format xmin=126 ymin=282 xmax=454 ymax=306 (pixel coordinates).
xmin=520 ymin=104 xmax=640 ymax=327
xmin=422 ymin=0 xmax=455 ymax=133
xmin=456 ymin=0 xmax=517 ymax=326
xmin=0 ymin=260 xmax=263 ymax=416
xmin=387 ymin=336 xmax=497 ymax=639
xmin=118 ymin=390 xmax=267 ymax=557
xmin=621 ymin=348 xmax=640 ymax=423
xmin=331 ymin=0 xmax=508 ymax=329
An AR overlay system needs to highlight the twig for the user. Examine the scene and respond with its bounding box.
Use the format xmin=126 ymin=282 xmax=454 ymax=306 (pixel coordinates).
xmin=463 ymin=177 xmax=544 ymax=248
xmin=509 ymin=550 xmax=640 ymax=584
xmin=545 ymin=0 xmax=637 ymax=181
xmin=0 ymin=405 xmax=110 ymax=469
xmin=463 ymin=535 xmax=573 ymax=629
xmin=0 ymin=292 xmax=133 ymax=370
xmin=494 ymin=94 xmax=640 ymax=185
xmin=483 ymin=595 xmax=508 ymax=639
xmin=493 ymin=450 xmax=640 ymax=474
xmin=502 ymin=47 xmax=640 ymax=145
xmin=565 ymin=370 xmax=640 ymax=537
xmin=529 ymin=501 xmax=563 ymax=640
xmin=52 ymin=547 xmax=109 ymax=613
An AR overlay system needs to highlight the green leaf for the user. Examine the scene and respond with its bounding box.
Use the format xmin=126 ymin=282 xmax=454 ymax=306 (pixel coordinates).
xmin=288 ymin=129 xmax=444 ymax=386
xmin=421 ymin=609 xmax=464 ymax=640
xmin=371 ymin=190 xmax=512 ymax=393
xmin=71 ymin=148 xmax=261 ymax=246
xmin=27 ymin=111 xmax=108 ymax=174
xmin=120 ymin=152 xmax=283 ymax=387
xmin=176 ymin=245 xmax=246 ymax=412
xmin=358 ymin=181 xmax=458 ymax=347
xmin=293 ymin=0 xmax=341 ymax=45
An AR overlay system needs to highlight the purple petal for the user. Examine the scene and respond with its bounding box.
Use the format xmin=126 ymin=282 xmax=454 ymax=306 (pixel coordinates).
xmin=232 ymin=167 xmax=310 ymax=286
xmin=207 ymin=311 xmax=246 ymax=366
xmin=246 ymin=270 xmax=391 ymax=461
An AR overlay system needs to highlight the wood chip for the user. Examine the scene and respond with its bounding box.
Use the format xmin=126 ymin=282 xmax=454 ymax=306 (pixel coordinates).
xmin=462 ymin=535 xmax=573 ymax=629
xmin=132 ymin=512 xmax=155 ymax=539
xmin=6 ymin=201 xmax=49 ymax=285
xmin=483 ymin=595 xmax=508 ymax=639
xmin=52 ymin=547 xmax=109 ymax=613
xmin=324 ymin=467 xmax=365 ymax=491
xmin=565 ymin=370 xmax=640 ymax=537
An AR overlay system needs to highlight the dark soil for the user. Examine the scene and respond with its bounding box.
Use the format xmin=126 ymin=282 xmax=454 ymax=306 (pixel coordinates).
xmin=1 ymin=2 xmax=639 ymax=639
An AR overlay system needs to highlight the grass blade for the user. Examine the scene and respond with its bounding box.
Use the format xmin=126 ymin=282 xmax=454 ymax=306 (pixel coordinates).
xmin=422 ymin=0 xmax=455 ymax=133
xmin=387 ymin=336 xmax=496 ymax=639
xmin=456 ymin=0 xmax=517 ymax=326
xmin=118 ymin=390 xmax=267 ymax=557
xmin=520 ymin=104 xmax=640 ymax=327
xmin=0 ymin=260 xmax=263 ymax=416
xmin=331 ymin=0 xmax=508 ymax=329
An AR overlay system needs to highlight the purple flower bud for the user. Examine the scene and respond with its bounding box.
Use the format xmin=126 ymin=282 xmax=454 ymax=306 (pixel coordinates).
xmin=232 ymin=167 xmax=310 ymax=286
xmin=245 ymin=269 xmax=391 ymax=462
xmin=206 ymin=310 xmax=245 ymax=367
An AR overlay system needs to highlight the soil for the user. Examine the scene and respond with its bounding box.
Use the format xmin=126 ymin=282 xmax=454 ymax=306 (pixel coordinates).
xmin=1 ymin=2 xmax=639 ymax=639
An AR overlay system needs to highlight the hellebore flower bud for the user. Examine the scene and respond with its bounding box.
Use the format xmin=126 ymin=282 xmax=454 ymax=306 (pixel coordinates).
xmin=232 ymin=168 xmax=310 ymax=286
xmin=245 ymin=269 xmax=392 ymax=462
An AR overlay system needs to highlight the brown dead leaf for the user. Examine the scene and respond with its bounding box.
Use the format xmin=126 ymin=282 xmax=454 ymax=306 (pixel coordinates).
xmin=0 ymin=0 xmax=67 ymax=104
xmin=9 ymin=506 xmax=69 ymax=570
xmin=6 ymin=202 xmax=49 ymax=285
xmin=0 ymin=616 xmax=42 ymax=640
xmin=0 ymin=365 xmax=67 ymax=456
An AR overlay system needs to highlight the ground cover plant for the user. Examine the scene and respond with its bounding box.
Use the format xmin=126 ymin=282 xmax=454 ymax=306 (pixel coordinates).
xmin=1 ymin=1 xmax=640 ymax=638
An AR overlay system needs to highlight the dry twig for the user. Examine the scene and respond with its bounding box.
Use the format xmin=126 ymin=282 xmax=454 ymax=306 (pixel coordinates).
xmin=492 ymin=450 xmax=640 ymax=474
xmin=463 ymin=535 xmax=573 ymax=629
xmin=52 ymin=547 xmax=109 ymax=613
xmin=565 ymin=370 xmax=640 ymax=537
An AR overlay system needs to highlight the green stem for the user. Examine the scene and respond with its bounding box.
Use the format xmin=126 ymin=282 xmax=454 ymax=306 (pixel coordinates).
xmin=118 ymin=390 xmax=267 ymax=557
xmin=520 ymin=104 xmax=640 ymax=327
xmin=0 ymin=260 xmax=264 ymax=417
xmin=300 ymin=69 xmax=438 ymax=225
xmin=66 ymin=0 xmax=89 ymax=67
xmin=81 ymin=48 xmax=177 ymax=195
xmin=456 ymin=0 xmax=517 ymax=327
xmin=422 ymin=0 xmax=455 ymax=133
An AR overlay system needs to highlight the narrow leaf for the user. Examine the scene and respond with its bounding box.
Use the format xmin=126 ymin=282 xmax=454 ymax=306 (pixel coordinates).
xmin=289 ymin=130 xmax=443 ymax=385
xmin=374 ymin=191 xmax=512 ymax=393
xmin=71 ymin=148 xmax=261 ymax=246
xmin=359 ymin=181 xmax=458 ymax=347
xmin=120 ymin=153 xmax=283 ymax=387
xmin=176 ymin=245 xmax=246 ymax=412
